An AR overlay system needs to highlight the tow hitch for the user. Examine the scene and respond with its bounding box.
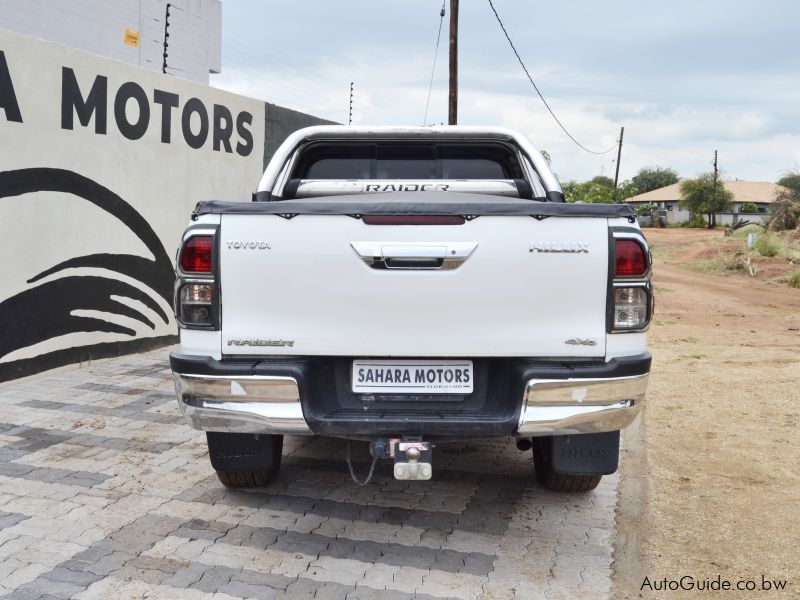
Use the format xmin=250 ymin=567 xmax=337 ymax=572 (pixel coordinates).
xmin=345 ymin=437 xmax=433 ymax=486
xmin=389 ymin=438 xmax=432 ymax=481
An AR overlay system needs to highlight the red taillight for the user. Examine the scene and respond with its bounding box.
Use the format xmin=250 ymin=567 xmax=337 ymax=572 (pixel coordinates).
xmin=362 ymin=215 xmax=466 ymax=225
xmin=180 ymin=235 xmax=213 ymax=273
xmin=615 ymin=239 xmax=648 ymax=276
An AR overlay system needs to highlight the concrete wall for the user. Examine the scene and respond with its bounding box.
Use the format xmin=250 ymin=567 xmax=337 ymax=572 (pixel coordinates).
xmin=0 ymin=29 xmax=238 ymax=381
xmin=0 ymin=0 xmax=221 ymax=83
xmin=263 ymin=102 xmax=337 ymax=170
xmin=641 ymin=210 xmax=770 ymax=227
xmin=716 ymin=212 xmax=769 ymax=226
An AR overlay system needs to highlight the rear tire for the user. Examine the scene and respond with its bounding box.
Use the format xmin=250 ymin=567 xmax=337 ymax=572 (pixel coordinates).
xmin=205 ymin=432 xmax=283 ymax=488
xmin=532 ymin=437 xmax=602 ymax=492
xmin=215 ymin=469 xmax=278 ymax=488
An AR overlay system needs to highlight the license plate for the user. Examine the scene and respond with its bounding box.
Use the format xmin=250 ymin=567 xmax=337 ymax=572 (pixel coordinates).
xmin=352 ymin=360 xmax=473 ymax=394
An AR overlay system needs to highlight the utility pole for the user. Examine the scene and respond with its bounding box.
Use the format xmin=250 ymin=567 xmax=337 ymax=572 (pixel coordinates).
xmin=161 ymin=3 xmax=171 ymax=74
xmin=613 ymin=126 xmax=624 ymax=191
xmin=348 ymin=82 xmax=354 ymax=125
xmin=713 ymin=149 xmax=718 ymax=182
xmin=711 ymin=149 xmax=718 ymax=228
xmin=448 ymin=0 xmax=458 ymax=125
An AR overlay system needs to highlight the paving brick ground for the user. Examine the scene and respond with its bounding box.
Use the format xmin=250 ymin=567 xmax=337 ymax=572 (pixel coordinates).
xmin=0 ymin=348 xmax=620 ymax=599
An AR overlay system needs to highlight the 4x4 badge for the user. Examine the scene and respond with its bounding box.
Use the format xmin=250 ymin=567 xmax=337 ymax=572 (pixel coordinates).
xmin=565 ymin=338 xmax=597 ymax=347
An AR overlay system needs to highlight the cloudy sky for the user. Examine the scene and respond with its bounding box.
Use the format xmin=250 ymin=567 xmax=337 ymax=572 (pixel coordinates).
xmin=211 ymin=1 xmax=798 ymax=184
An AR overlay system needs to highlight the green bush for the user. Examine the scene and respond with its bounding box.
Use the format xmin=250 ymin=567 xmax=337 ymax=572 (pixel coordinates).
xmin=635 ymin=203 xmax=658 ymax=215
xmin=739 ymin=202 xmax=758 ymax=214
xmin=686 ymin=214 xmax=707 ymax=228
xmin=754 ymin=234 xmax=781 ymax=257
xmin=789 ymin=271 xmax=800 ymax=288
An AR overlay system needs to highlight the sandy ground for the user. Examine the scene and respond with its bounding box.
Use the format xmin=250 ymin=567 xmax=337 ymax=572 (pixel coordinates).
xmin=614 ymin=228 xmax=800 ymax=598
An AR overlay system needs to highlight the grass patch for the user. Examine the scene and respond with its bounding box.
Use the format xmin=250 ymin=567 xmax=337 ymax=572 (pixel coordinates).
xmin=689 ymin=259 xmax=720 ymax=273
xmin=687 ymin=230 xmax=800 ymax=278
xmin=789 ymin=270 xmax=800 ymax=289
xmin=730 ymin=224 xmax=764 ymax=238
xmin=650 ymin=246 xmax=669 ymax=259
xmin=754 ymin=234 xmax=782 ymax=257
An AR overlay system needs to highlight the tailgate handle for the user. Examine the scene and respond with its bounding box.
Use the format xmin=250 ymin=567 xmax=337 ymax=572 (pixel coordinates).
xmin=351 ymin=242 xmax=478 ymax=270
xmin=384 ymin=257 xmax=443 ymax=269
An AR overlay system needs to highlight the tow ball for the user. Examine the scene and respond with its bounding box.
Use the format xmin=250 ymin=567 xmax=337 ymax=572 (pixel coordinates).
xmin=370 ymin=438 xmax=433 ymax=481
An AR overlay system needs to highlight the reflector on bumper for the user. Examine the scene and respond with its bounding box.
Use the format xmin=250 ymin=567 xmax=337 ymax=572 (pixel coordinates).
xmin=175 ymin=374 xmax=300 ymax=403
xmin=172 ymin=373 xmax=310 ymax=434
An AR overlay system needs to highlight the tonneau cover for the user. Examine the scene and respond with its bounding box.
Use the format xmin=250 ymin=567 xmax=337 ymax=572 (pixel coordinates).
xmin=194 ymin=192 xmax=635 ymax=219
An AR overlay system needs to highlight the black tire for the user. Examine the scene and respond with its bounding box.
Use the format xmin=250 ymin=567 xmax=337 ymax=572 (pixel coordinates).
xmin=532 ymin=437 xmax=602 ymax=493
xmin=215 ymin=469 xmax=278 ymax=488
xmin=205 ymin=432 xmax=283 ymax=488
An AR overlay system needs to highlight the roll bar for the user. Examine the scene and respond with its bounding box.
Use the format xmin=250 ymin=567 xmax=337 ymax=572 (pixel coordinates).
xmin=255 ymin=126 xmax=564 ymax=202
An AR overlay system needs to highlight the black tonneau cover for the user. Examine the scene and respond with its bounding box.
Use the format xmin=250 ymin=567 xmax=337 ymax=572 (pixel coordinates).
xmin=194 ymin=192 xmax=635 ymax=220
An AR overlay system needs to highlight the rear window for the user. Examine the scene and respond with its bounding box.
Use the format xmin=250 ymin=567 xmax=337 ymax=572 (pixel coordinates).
xmin=295 ymin=142 xmax=524 ymax=180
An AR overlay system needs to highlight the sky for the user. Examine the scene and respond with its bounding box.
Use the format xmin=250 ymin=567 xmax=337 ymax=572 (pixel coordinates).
xmin=210 ymin=0 xmax=799 ymax=184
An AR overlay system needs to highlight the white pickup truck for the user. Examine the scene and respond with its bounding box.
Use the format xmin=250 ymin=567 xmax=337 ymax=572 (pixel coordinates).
xmin=170 ymin=126 xmax=652 ymax=492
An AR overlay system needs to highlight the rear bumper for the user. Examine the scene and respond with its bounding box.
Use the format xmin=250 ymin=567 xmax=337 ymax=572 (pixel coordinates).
xmin=170 ymin=353 xmax=650 ymax=438
xmin=517 ymin=374 xmax=648 ymax=435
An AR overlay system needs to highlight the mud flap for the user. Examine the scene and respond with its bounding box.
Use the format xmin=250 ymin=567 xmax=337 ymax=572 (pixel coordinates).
xmin=206 ymin=432 xmax=283 ymax=472
xmin=550 ymin=431 xmax=620 ymax=475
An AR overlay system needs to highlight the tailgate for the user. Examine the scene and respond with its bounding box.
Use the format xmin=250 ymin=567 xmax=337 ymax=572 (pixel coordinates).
xmin=219 ymin=213 xmax=609 ymax=358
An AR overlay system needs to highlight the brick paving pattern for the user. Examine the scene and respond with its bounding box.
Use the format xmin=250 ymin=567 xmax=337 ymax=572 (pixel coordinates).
xmin=0 ymin=348 xmax=619 ymax=599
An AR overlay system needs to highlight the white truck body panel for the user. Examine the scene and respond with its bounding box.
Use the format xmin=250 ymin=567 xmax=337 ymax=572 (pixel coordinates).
xmin=218 ymin=213 xmax=609 ymax=358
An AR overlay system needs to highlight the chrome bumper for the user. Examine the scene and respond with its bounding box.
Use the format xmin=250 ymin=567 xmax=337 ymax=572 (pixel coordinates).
xmin=174 ymin=369 xmax=648 ymax=437
xmin=173 ymin=373 xmax=312 ymax=434
xmin=517 ymin=373 xmax=648 ymax=435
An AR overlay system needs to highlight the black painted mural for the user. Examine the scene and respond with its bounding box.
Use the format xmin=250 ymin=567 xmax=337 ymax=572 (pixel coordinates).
xmin=0 ymin=168 xmax=176 ymax=381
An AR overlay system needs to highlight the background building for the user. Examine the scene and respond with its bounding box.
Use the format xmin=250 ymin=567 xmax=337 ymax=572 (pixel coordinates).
xmin=625 ymin=180 xmax=786 ymax=226
xmin=0 ymin=0 xmax=221 ymax=83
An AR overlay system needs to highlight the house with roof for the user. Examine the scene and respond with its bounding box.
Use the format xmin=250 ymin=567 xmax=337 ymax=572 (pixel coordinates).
xmin=624 ymin=180 xmax=785 ymax=225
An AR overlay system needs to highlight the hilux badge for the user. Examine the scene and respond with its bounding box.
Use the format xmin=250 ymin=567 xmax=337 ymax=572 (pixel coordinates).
xmin=529 ymin=241 xmax=590 ymax=253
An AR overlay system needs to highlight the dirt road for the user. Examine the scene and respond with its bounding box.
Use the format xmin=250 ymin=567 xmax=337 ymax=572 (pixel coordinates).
xmin=615 ymin=228 xmax=800 ymax=597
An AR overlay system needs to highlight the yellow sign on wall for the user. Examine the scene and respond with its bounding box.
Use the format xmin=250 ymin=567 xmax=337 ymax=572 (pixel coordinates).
xmin=124 ymin=28 xmax=140 ymax=48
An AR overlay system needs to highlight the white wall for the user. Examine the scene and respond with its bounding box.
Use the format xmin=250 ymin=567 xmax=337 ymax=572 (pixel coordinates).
xmin=0 ymin=0 xmax=220 ymax=83
xmin=0 ymin=27 xmax=263 ymax=380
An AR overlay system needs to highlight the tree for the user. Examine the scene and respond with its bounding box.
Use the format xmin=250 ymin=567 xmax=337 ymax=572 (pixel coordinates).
xmin=631 ymin=167 xmax=679 ymax=194
xmin=589 ymin=175 xmax=614 ymax=187
xmin=562 ymin=177 xmax=638 ymax=204
xmin=615 ymin=180 xmax=640 ymax=202
xmin=769 ymin=171 xmax=800 ymax=231
xmin=679 ymin=173 xmax=733 ymax=228
xmin=563 ymin=180 xmax=615 ymax=204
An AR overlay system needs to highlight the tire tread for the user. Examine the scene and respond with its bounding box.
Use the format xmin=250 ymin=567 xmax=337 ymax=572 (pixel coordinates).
xmin=215 ymin=469 xmax=276 ymax=488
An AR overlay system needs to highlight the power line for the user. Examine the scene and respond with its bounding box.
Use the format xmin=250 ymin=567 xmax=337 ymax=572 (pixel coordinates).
xmin=625 ymin=134 xmax=712 ymax=160
xmin=486 ymin=0 xmax=617 ymax=155
xmin=625 ymin=141 xmax=714 ymax=165
xmin=423 ymin=0 xmax=446 ymax=126
xmin=216 ymin=29 xmax=403 ymax=123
